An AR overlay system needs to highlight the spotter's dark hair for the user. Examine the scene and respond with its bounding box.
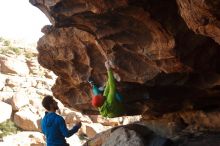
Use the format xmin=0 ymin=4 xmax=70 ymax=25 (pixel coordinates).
xmin=42 ymin=95 xmax=54 ymax=111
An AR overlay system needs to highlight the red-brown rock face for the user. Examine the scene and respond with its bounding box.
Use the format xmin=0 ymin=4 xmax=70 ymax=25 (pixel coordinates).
xmin=30 ymin=0 xmax=220 ymax=117
xmin=177 ymin=0 xmax=220 ymax=44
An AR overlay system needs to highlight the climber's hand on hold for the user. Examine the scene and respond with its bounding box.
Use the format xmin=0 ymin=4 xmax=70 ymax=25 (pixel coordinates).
xmin=105 ymin=61 xmax=111 ymax=70
xmin=109 ymin=60 xmax=115 ymax=69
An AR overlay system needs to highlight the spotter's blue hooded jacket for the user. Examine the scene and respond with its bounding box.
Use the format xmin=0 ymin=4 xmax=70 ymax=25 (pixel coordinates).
xmin=41 ymin=112 xmax=80 ymax=146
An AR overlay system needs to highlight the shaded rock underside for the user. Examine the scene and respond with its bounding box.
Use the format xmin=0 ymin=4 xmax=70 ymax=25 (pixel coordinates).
xmin=30 ymin=0 xmax=220 ymax=125
xmin=83 ymin=123 xmax=220 ymax=146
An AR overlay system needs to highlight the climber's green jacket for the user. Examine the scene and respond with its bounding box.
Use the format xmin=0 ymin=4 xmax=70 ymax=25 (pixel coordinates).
xmin=99 ymin=69 xmax=124 ymax=118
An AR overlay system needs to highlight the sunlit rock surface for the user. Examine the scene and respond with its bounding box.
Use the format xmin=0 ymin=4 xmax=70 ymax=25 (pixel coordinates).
xmin=31 ymin=0 xmax=220 ymax=116
xmin=30 ymin=0 xmax=220 ymax=145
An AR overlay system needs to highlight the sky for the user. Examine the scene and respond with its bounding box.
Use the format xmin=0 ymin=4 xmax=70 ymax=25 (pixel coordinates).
xmin=0 ymin=0 xmax=50 ymax=43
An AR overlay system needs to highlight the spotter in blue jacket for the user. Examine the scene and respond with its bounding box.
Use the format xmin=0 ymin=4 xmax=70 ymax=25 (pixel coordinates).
xmin=41 ymin=112 xmax=80 ymax=146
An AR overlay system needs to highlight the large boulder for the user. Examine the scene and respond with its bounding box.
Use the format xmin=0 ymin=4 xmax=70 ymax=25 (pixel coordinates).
xmin=26 ymin=58 xmax=43 ymax=76
xmin=0 ymin=101 xmax=12 ymax=123
xmin=10 ymin=90 xmax=29 ymax=111
xmin=83 ymin=124 xmax=172 ymax=146
xmin=2 ymin=131 xmax=45 ymax=146
xmin=29 ymin=95 xmax=44 ymax=110
xmin=13 ymin=107 xmax=41 ymax=131
xmin=102 ymin=127 xmax=145 ymax=146
xmin=63 ymin=109 xmax=93 ymax=125
xmin=81 ymin=123 xmax=111 ymax=138
xmin=66 ymin=135 xmax=84 ymax=146
xmin=0 ymin=55 xmax=29 ymax=76
xmin=0 ymin=91 xmax=14 ymax=102
xmin=5 ymin=76 xmax=24 ymax=88
xmin=0 ymin=74 xmax=6 ymax=90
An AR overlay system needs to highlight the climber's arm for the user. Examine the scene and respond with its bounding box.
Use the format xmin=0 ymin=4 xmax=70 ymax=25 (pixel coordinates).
xmin=92 ymin=84 xmax=102 ymax=96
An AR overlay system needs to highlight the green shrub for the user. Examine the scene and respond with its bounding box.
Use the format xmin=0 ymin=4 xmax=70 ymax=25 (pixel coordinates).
xmin=25 ymin=51 xmax=34 ymax=58
xmin=0 ymin=120 xmax=19 ymax=138
xmin=3 ymin=40 xmax=11 ymax=46
xmin=0 ymin=37 xmax=4 ymax=42
xmin=0 ymin=47 xmax=22 ymax=55
xmin=0 ymin=48 xmax=10 ymax=55
xmin=8 ymin=47 xmax=22 ymax=55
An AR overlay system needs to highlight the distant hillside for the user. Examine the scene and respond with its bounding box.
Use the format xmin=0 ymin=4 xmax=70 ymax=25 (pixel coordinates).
xmin=0 ymin=37 xmax=37 ymax=58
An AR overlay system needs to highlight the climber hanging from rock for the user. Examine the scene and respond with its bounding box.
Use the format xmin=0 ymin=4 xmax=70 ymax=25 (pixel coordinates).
xmin=88 ymin=60 xmax=125 ymax=118
xmin=88 ymin=71 xmax=124 ymax=103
